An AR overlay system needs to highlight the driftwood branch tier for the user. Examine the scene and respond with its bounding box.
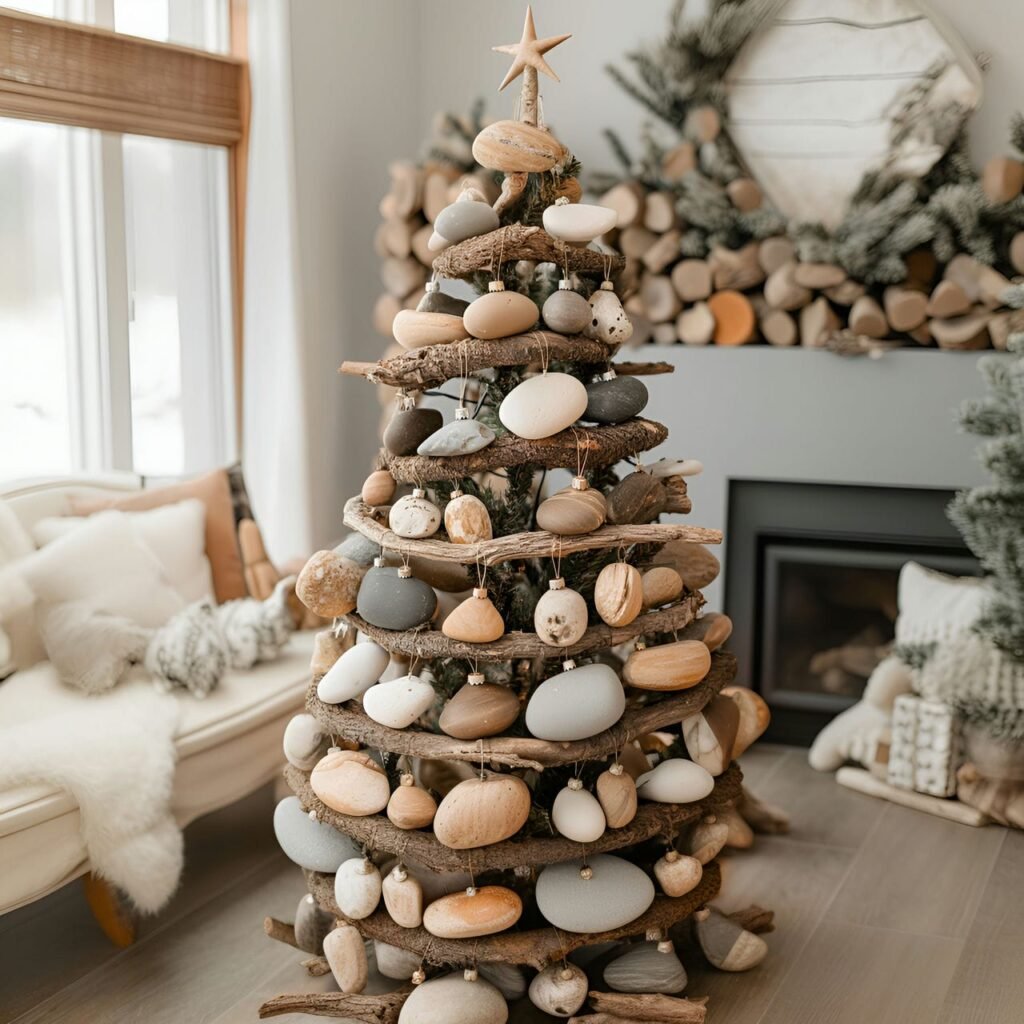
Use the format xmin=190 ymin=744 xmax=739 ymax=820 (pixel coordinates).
xmin=431 ymin=224 xmax=624 ymax=280
xmin=381 ymin=417 xmax=668 ymax=482
xmin=307 ymin=652 xmax=736 ymax=771
xmin=344 ymin=498 xmax=721 ymax=566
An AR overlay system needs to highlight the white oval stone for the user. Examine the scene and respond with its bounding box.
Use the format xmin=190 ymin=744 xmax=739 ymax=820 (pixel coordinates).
xmin=398 ymin=972 xmax=509 ymax=1024
xmin=317 ymin=642 xmax=390 ymax=704
xmin=362 ymin=674 xmax=436 ymax=729
xmin=525 ymin=663 xmax=625 ymax=741
xmin=543 ymin=202 xmax=617 ymax=244
xmin=604 ymin=942 xmax=688 ymax=994
xmin=535 ymin=855 xmax=655 ymax=933
xmin=648 ymin=458 xmax=704 ymax=479
xmin=552 ymin=786 xmax=606 ymax=843
xmin=636 ymin=759 xmax=715 ymax=803
xmin=533 ymin=585 xmax=588 ymax=647
xmin=374 ymin=941 xmax=421 ymax=980
xmin=334 ymin=857 xmax=382 ymax=920
xmin=389 ymin=494 xmax=441 ymax=540
xmin=498 ymin=373 xmax=588 ymax=440
xmin=282 ymin=713 xmax=328 ymax=770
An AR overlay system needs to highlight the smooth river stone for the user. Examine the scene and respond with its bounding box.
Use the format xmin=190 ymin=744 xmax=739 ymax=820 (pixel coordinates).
xmin=586 ymin=285 xmax=633 ymax=344
xmin=606 ymin=471 xmax=666 ymax=526
xmin=435 ymin=198 xmax=500 ymax=244
xmin=542 ymin=286 xmax=592 ymax=334
xmin=479 ymin=963 xmax=527 ymax=1001
xmin=418 ymin=286 xmax=470 ymax=317
xmin=334 ymin=857 xmax=383 ymax=919
xmin=311 ymin=750 xmax=391 ymax=816
xmin=383 ymin=407 xmax=443 ymax=456
xmin=535 ymin=855 xmax=655 ymax=933
xmin=463 ymin=288 xmax=539 ymax=340
xmin=335 ymin=531 xmax=381 ymax=567
xmin=542 ymin=201 xmax=617 ymax=244
xmin=498 ymin=372 xmax=588 ymax=440
xmin=392 ymin=310 xmax=466 ymax=350
xmin=552 ymin=785 xmax=606 ymax=843
xmin=603 ymin=942 xmax=688 ymax=994
xmin=356 ymin=566 xmax=437 ymax=630
xmin=317 ymin=641 xmax=389 ymax=703
xmin=374 ymin=941 xmax=421 ymax=980
xmin=636 ymin=759 xmax=715 ymax=803
xmin=432 ymin=774 xmax=532 ymax=849
xmin=439 ymin=682 xmax=521 ymax=740
xmin=422 ymin=885 xmax=523 ymax=938
xmin=525 ymin=662 xmax=625 ymax=741
xmin=417 ymin=417 xmax=495 ymax=456
xmin=398 ymin=972 xmax=509 ymax=1024
xmin=583 ymin=376 xmax=649 ymax=425
xmin=294 ymin=892 xmax=333 ymax=954
xmin=535 ymin=486 xmax=606 ymax=537
xmin=283 ymin=713 xmax=329 ymax=770
xmin=324 ymin=923 xmax=368 ymax=993
xmin=362 ymin=674 xmax=437 ymax=729
xmin=273 ymin=796 xmax=360 ymax=872
xmin=533 ymin=583 xmax=588 ymax=647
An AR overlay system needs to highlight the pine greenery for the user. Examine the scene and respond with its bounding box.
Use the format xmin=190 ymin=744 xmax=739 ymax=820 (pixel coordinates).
xmin=949 ymin=287 xmax=1024 ymax=663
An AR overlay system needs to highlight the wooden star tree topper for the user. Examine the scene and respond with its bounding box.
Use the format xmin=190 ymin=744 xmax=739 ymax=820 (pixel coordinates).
xmin=492 ymin=5 xmax=571 ymax=126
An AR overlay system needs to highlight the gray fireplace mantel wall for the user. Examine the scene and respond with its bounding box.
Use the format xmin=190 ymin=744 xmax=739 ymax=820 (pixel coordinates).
xmin=641 ymin=347 xmax=993 ymax=609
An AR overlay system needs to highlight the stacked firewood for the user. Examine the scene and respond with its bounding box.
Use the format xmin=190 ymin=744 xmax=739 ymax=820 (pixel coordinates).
xmin=373 ymin=162 xmax=499 ymax=340
xmin=598 ymin=176 xmax=1024 ymax=352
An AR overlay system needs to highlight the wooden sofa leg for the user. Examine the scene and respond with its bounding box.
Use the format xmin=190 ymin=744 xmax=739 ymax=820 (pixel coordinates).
xmin=83 ymin=873 xmax=138 ymax=947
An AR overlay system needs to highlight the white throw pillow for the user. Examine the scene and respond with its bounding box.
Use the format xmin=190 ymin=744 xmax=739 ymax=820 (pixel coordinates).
xmin=894 ymin=562 xmax=988 ymax=650
xmin=32 ymin=499 xmax=214 ymax=605
xmin=18 ymin=510 xmax=185 ymax=629
xmin=0 ymin=499 xmax=44 ymax=674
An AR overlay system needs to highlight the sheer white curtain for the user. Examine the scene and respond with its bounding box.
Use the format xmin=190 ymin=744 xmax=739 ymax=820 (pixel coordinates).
xmin=242 ymin=0 xmax=421 ymax=564
xmin=242 ymin=0 xmax=312 ymax=563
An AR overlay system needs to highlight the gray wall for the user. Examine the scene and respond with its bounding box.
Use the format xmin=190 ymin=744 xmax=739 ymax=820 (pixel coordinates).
xmin=282 ymin=0 xmax=1015 ymax=551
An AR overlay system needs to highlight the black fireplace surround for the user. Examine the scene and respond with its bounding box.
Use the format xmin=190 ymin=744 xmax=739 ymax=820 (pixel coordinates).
xmin=723 ymin=480 xmax=978 ymax=746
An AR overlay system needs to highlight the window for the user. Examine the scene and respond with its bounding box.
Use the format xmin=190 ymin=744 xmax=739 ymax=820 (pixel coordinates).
xmin=0 ymin=1 xmax=241 ymax=480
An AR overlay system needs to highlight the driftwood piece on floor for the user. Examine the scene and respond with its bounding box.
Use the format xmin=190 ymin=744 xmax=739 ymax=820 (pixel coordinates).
xmin=303 ymin=864 xmax=721 ymax=971
xmin=307 ymin=652 xmax=736 ymax=771
xmin=258 ymin=985 xmax=413 ymax=1022
xmin=263 ymin=916 xmax=332 ymax=975
xmin=286 ymin=762 xmax=742 ymax=873
xmin=344 ymin=499 xmax=722 ymax=568
xmin=344 ymin=597 xmax=702 ymax=663
xmin=735 ymin=786 xmax=790 ymax=835
xmin=381 ymin=418 xmax=670 ymax=482
xmin=432 ymin=224 xmax=624 ymax=280
xmin=836 ymin=767 xmax=989 ymax=826
xmin=580 ymin=991 xmax=709 ymax=1022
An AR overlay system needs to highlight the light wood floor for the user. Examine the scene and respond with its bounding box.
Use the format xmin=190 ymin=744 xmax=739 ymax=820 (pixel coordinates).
xmin=1 ymin=746 xmax=1017 ymax=1024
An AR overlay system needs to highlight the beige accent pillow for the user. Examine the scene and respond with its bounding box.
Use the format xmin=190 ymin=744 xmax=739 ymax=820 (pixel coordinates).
xmin=71 ymin=468 xmax=246 ymax=603
xmin=32 ymin=499 xmax=214 ymax=605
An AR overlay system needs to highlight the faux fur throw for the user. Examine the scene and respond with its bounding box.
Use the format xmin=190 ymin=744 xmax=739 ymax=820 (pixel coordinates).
xmin=0 ymin=686 xmax=183 ymax=914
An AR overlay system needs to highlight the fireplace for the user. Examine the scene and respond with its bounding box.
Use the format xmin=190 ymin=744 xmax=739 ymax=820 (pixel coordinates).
xmin=723 ymin=480 xmax=979 ymax=746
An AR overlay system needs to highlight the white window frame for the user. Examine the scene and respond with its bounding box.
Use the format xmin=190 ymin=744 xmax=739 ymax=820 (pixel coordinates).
xmin=7 ymin=0 xmax=238 ymax=478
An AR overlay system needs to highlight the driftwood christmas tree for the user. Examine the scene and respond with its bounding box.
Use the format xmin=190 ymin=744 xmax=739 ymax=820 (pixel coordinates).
xmin=264 ymin=9 xmax=775 ymax=1022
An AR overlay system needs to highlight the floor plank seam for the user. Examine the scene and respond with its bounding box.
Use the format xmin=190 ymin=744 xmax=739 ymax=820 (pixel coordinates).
xmin=7 ymin=850 xmax=289 ymax=1024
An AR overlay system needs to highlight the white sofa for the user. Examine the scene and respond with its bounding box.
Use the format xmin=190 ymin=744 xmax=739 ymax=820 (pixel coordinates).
xmin=0 ymin=474 xmax=313 ymax=917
